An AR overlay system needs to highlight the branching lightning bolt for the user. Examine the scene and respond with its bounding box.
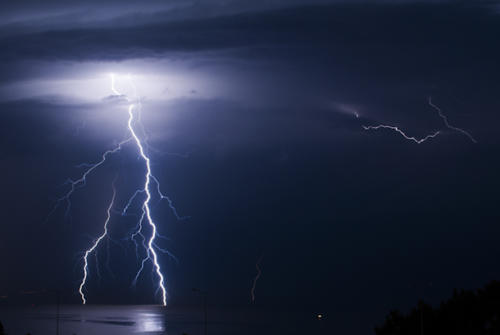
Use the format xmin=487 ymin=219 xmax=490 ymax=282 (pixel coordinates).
xmin=428 ymin=96 xmax=477 ymax=143
xmin=251 ymin=255 xmax=263 ymax=303
xmin=79 ymin=180 xmax=117 ymax=304
xmin=49 ymin=73 xmax=187 ymax=306
xmin=46 ymin=138 xmax=131 ymax=221
xmin=125 ymin=101 xmax=168 ymax=306
xmin=361 ymin=97 xmax=477 ymax=144
xmin=362 ymin=125 xmax=440 ymax=144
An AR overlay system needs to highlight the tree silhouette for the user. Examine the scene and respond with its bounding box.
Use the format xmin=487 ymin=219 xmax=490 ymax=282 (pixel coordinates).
xmin=375 ymin=281 xmax=500 ymax=335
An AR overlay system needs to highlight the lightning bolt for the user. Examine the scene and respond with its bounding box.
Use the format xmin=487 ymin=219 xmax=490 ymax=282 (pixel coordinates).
xmin=49 ymin=74 xmax=186 ymax=306
xmin=110 ymin=73 xmax=124 ymax=96
xmin=107 ymin=74 xmax=170 ymax=306
xmin=361 ymin=97 xmax=478 ymax=144
xmin=251 ymin=255 xmax=263 ymax=303
xmin=428 ymin=96 xmax=477 ymax=143
xmin=46 ymin=137 xmax=131 ymax=221
xmin=362 ymin=125 xmax=440 ymax=144
xmin=125 ymin=101 xmax=168 ymax=306
xmin=79 ymin=180 xmax=117 ymax=304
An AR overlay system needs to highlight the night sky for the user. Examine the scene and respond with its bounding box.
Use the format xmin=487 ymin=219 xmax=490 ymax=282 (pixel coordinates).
xmin=1 ymin=1 xmax=500 ymax=334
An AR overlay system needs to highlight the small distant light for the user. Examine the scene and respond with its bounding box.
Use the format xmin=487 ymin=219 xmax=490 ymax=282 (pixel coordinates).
xmin=317 ymin=314 xmax=323 ymax=320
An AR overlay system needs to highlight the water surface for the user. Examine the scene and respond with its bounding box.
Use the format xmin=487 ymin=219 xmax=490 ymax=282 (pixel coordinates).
xmin=1 ymin=304 xmax=330 ymax=334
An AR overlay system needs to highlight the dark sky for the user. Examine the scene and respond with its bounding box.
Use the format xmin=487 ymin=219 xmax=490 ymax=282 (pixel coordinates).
xmin=1 ymin=0 xmax=500 ymax=334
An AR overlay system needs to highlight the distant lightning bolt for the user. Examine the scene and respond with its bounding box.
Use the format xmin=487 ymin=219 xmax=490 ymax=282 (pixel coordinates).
xmin=251 ymin=255 xmax=263 ymax=303
xmin=362 ymin=125 xmax=440 ymax=144
xmin=79 ymin=180 xmax=117 ymax=304
xmin=428 ymin=96 xmax=477 ymax=143
xmin=361 ymin=97 xmax=477 ymax=144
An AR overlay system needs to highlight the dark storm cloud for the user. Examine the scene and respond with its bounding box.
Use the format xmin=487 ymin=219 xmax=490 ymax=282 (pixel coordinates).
xmin=0 ymin=0 xmax=458 ymax=27
xmin=2 ymin=0 xmax=500 ymax=118
xmin=1 ymin=2 xmax=500 ymax=63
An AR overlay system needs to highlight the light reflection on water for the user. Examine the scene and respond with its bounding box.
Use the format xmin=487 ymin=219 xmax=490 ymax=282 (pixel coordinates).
xmin=1 ymin=305 xmax=182 ymax=335
xmin=135 ymin=311 xmax=164 ymax=333
xmin=1 ymin=304 xmax=293 ymax=334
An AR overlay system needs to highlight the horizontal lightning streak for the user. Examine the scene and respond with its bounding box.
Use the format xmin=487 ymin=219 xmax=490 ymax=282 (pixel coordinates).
xmin=362 ymin=125 xmax=440 ymax=144
xmin=361 ymin=97 xmax=477 ymax=144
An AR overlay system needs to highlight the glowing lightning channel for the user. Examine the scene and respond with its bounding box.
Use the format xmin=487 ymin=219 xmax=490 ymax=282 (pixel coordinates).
xmin=126 ymin=102 xmax=167 ymax=306
xmin=251 ymin=255 xmax=263 ymax=303
xmin=428 ymin=96 xmax=477 ymax=143
xmin=362 ymin=125 xmax=440 ymax=144
xmin=111 ymin=73 xmax=168 ymax=306
xmin=79 ymin=182 xmax=117 ymax=304
xmin=110 ymin=73 xmax=123 ymax=96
